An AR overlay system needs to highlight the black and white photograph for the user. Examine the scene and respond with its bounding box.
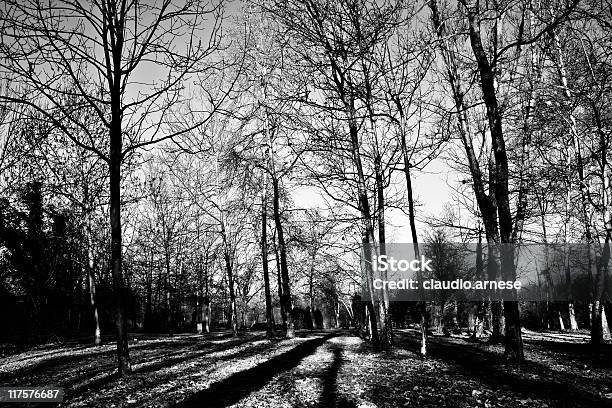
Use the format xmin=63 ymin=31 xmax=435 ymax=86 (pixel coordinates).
xmin=0 ymin=0 xmax=611 ymax=407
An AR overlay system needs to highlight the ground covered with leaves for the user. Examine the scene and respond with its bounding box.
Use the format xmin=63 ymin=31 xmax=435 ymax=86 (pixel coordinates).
xmin=1 ymin=329 xmax=611 ymax=407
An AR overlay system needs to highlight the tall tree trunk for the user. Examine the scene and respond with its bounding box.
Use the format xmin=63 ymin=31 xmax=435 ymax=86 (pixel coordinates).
xmin=591 ymin=234 xmax=611 ymax=346
xmin=196 ymin=291 xmax=202 ymax=334
xmin=164 ymin=244 xmax=173 ymax=336
xmin=470 ymin=228 xmax=484 ymax=341
xmin=390 ymin=62 xmax=424 ymax=353
xmin=261 ymin=184 xmax=274 ymax=338
xmin=564 ymin=175 xmax=579 ymax=330
xmin=401 ymin=141 xmax=427 ymax=356
xmin=86 ymin=266 xmax=101 ymax=346
xmin=260 ymin=67 xmax=285 ymax=338
xmin=272 ymin=175 xmax=294 ymax=338
xmin=485 ymin=229 xmax=504 ymax=343
xmin=105 ymin=5 xmax=131 ymax=375
xmin=430 ymin=0 xmax=505 ymax=346
xmin=222 ymin=235 xmax=238 ymax=336
xmin=195 ymin=254 xmax=203 ymax=334
xmin=591 ymin=107 xmax=612 ymax=345
xmin=203 ymin=299 xmax=211 ymax=334
xmin=375 ymin=153 xmax=392 ymax=348
xmin=347 ymin=114 xmax=379 ymax=349
xmin=145 ymin=255 xmax=153 ymax=332
xmin=110 ymin=109 xmax=130 ymax=374
xmin=85 ymin=223 xmax=101 ymax=346
xmin=309 ymin=268 xmax=316 ymax=329
xmin=273 ymin=235 xmax=286 ymax=326
xmin=203 ymin=253 xmax=211 ymax=333
xmin=462 ymin=2 xmax=523 ymax=362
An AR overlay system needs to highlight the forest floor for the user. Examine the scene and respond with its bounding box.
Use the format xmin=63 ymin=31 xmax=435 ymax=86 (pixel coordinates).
xmin=1 ymin=328 xmax=611 ymax=408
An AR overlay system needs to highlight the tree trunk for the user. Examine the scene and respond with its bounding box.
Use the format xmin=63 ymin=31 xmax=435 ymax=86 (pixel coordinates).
xmin=164 ymin=247 xmax=173 ymax=336
xmin=467 ymin=304 xmax=476 ymax=336
xmin=261 ymin=74 xmax=283 ymax=338
xmin=432 ymin=302 xmax=443 ymax=335
xmin=394 ymin=101 xmax=426 ymax=355
xmin=568 ymin=303 xmax=578 ymax=331
xmin=273 ymin=236 xmax=286 ymax=327
xmin=87 ymin=267 xmax=101 ymax=346
xmin=110 ymin=111 xmax=130 ymax=374
xmin=309 ymin=270 xmax=316 ymax=330
xmin=86 ymin=227 xmax=101 ymax=346
xmin=222 ymin=240 xmax=238 ymax=336
xmin=404 ymin=160 xmax=427 ymax=356
xmin=346 ymin=114 xmax=379 ymax=349
xmin=603 ymin=305 xmax=611 ymax=341
xmin=462 ymin=3 xmax=523 ymax=362
xmin=430 ymin=0 xmax=505 ymax=350
xmin=558 ymin=310 xmax=566 ymax=331
xmin=204 ymin=255 xmax=210 ymax=333
xmin=196 ymin=292 xmax=202 ymax=334
xmin=564 ymin=183 xmax=579 ymax=331
xmin=470 ymin=229 xmax=484 ymax=341
xmin=375 ymin=153 xmax=392 ymax=348
xmin=591 ymin=235 xmax=610 ymax=346
xmin=261 ymin=187 xmax=274 ymax=338
xmin=485 ymin=243 xmax=504 ymax=343
xmin=272 ymin=176 xmax=295 ymax=338
xmin=203 ymin=298 xmax=211 ymax=334
xmin=591 ymin=300 xmax=604 ymax=345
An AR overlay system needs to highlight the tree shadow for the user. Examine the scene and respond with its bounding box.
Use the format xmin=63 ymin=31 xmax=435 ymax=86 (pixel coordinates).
xmin=55 ymin=335 xmax=265 ymax=400
xmin=134 ymin=335 xmax=263 ymax=375
xmin=0 ymin=348 xmax=117 ymax=384
xmin=0 ymin=332 xmax=247 ymax=386
xmin=521 ymin=338 xmax=612 ymax=369
xmin=396 ymin=331 xmax=611 ymax=408
xmin=319 ymin=345 xmax=357 ymax=408
xmin=110 ymin=340 xmax=280 ymax=405
xmin=175 ymin=333 xmax=337 ymax=408
xmin=0 ymin=344 xmax=94 ymax=365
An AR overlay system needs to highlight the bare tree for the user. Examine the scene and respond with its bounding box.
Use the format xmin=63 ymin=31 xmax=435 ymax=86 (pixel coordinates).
xmin=0 ymin=0 xmax=229 ymax=374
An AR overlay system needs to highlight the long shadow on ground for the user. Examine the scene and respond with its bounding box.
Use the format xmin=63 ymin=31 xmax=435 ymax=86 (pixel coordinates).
xmin=396 ymin=330 xmax=612 ymax=408
xmin=133 ymin=335 xmax=261 ymax=375
xmin=0 ymin=332 xmax=241 ymax=386
xmin=61 ymin=335 xmax=263 ymax=399
xmin=521 ymin=338 xmax=612 ymax=369
xmin=0 ymin=332 xmax=237 ymax=384
xmin=0 ymin=331 xmax=256 ymax=407
xmin=319 ymin=345 xmax=357 ymax=408
xmin=175 ymin=333 xmax=338 ymax=408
